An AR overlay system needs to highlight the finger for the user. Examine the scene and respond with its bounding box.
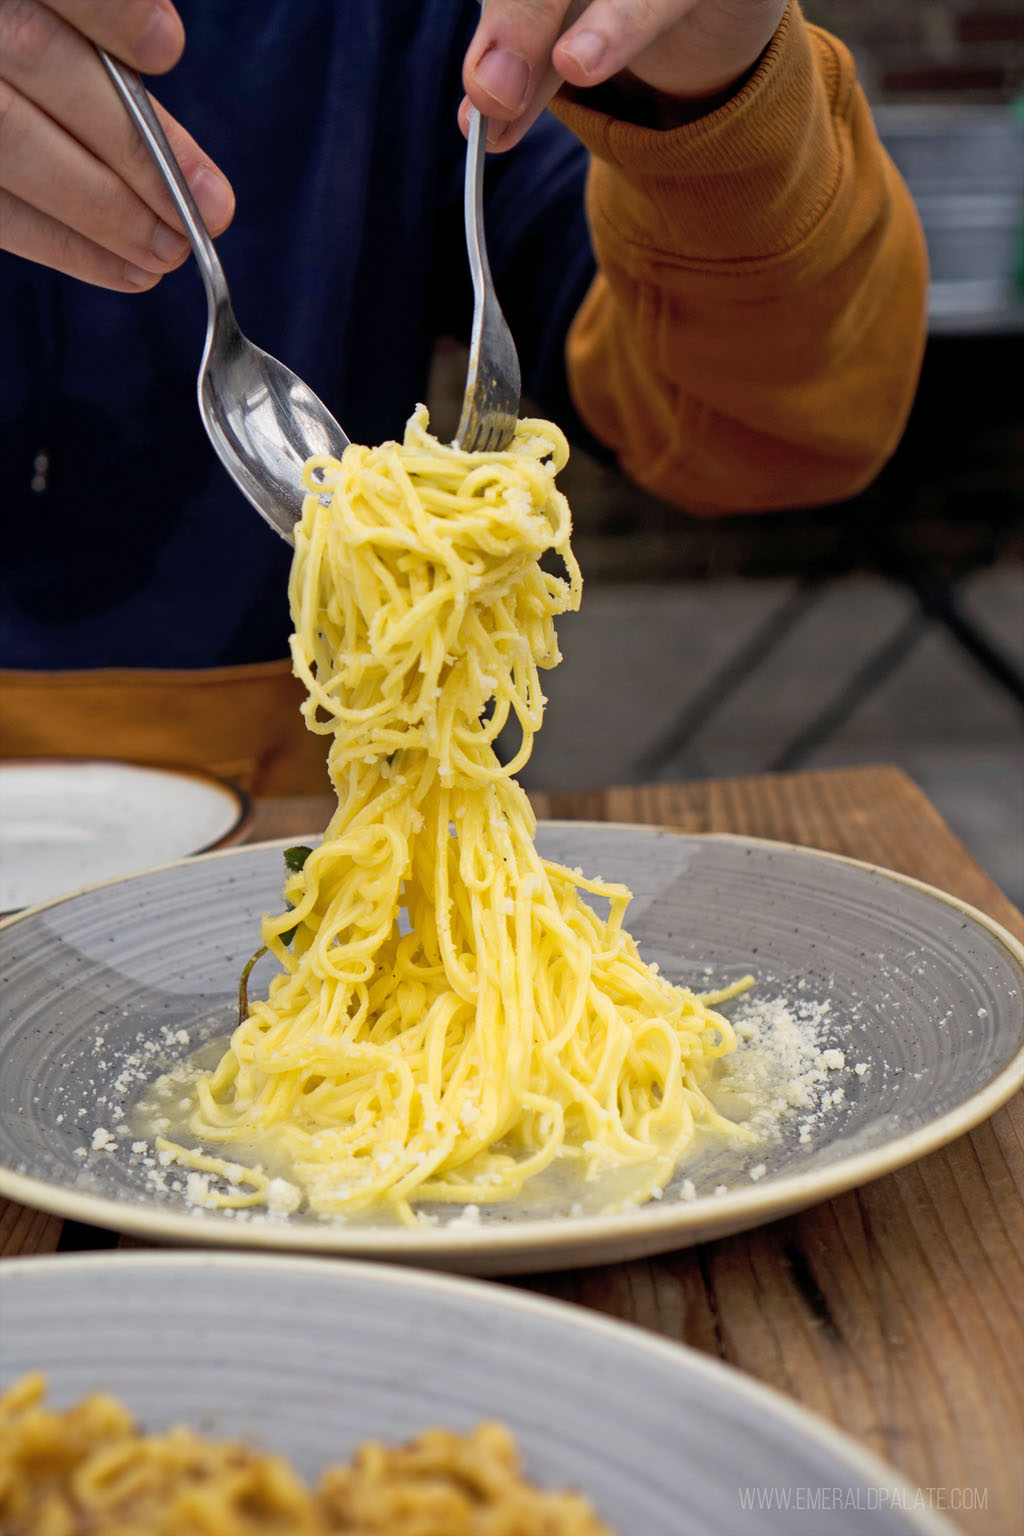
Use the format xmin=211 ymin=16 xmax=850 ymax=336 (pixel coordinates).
xmin=457 ymin=89 xmax=556 ymax=154
xmin=0 ymin=187 xmax=163 ymax=289
xmin=463 ymin=0 xmax=572 ymax=123
xmin=124 ymin=95 xmax=235 ymax=236
xmin=27 ymin=0 xmax=185 ymax=73
xmin=0 ymin=1 xmax=234 ymax=235
xmin=0 ymin=77 xmax=195 ymax=271
xmin=553 ymin=0 xmax=696 ymax=86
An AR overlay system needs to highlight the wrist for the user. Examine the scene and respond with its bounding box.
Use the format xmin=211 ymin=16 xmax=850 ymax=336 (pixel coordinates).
xmin=549 ymin=8 xmax=843 ymax=267
xmin=564 ymin=56 xmax=764 ymax=131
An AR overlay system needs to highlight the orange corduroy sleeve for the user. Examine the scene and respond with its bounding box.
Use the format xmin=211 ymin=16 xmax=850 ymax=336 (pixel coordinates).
xmin=551 ymin=3 xmax=929 ymax=515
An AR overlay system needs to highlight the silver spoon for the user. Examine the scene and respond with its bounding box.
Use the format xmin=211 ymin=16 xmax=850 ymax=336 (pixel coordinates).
xmin=98 ymin=50 xmax=349 ymax=543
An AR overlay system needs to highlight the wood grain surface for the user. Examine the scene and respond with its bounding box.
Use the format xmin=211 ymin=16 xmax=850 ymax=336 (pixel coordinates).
xmin=2 ymin=765 xmax=1021 ymax=1532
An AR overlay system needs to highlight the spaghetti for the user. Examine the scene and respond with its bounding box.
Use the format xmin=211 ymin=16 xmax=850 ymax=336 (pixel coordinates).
xmin=157 ymin=409 xmax=748 ymax=1222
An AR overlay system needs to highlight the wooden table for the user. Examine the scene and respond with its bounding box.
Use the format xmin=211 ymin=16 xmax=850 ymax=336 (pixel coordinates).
xmin=2 ymin=764 xmax=1021 ymax=1534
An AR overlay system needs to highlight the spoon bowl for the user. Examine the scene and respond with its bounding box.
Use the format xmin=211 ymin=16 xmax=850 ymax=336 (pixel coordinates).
xmin=197 ymin=308 xmax=347 ymax=532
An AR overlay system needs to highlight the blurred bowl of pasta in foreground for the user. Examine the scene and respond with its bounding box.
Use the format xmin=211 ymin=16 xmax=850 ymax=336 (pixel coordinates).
xmin=0 ymin=758 xmax=250 ymax=911
xmin=0 ymin=1250 xmax=961 ymax=1536
xmin=0 ymin=823 xmax=1020 ymax=1272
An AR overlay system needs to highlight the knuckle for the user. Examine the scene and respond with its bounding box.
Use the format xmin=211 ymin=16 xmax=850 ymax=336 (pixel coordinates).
xmin=629 ymin=0 xmax=663 ymax=35
xmin=0 ymin=75 xmax=23 ymax=149
xmin=0 ymin=0 xmax=61 ymax=77
xmin=89 ymin=171 xmax=139 ymax=242
xmin=471 ymin=0 xmax=564 ymax=58
xmin=509 ymin=0 xmax=569 ymax=44
xmin=142 ymin=105 xmax=198 ymax=182
xmin=520 ymin=0 xmax=570 ymax=20
xmin=121 ymin=112 xmax=160 ymax=179
xmin=510 ymin=0 xmax=566 ymax=21
xmin=158 ymin=120 xmax=198 ymax=179
xmin=50 ymin=216 xmax=78 ymax=270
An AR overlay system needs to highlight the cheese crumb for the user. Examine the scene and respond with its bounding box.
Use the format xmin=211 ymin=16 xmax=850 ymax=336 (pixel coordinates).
xmin=266 ymin=1177 xmax=301 ymax=1216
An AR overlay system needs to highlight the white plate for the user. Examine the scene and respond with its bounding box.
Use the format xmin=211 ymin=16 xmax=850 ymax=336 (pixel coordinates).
xmin=0 ymin=758 xmax=249 ymax=909
xmin=0 ymin=824 xmax=1022 ymax=1273
xmin=0 ymin=1251 xmax=958 ymax=1536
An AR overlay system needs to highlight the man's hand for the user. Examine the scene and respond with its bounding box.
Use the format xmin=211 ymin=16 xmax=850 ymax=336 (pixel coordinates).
xmin=462 ymin=0 xmax=788 ymax=148
xmin=0 ymin=0 xmax=234 ymax=289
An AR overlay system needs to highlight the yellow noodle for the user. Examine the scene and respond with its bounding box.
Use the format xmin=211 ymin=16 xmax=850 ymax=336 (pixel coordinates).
xmin=159 ymin=408 xmax=751 ymax=1222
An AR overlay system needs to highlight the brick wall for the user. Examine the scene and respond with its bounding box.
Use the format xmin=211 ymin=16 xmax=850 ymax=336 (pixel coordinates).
xmin=803 ymin=0 xmax=1024 ymax=102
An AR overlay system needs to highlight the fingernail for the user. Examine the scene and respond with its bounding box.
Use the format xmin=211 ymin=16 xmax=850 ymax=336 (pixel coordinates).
xmin=562 ymin=30 xmax=606 ymax=76
xmin=475 ymin=47 xmax=531 ymax=112
xmin=149 ymin=222 xmax=189 ymax=265
xmin=123 ymin=262 xmax=159 ymax=288
xmin=189 ymin=167 xmax=234 ymax=230
xmin=135 ymin=7 xmax=184 ymax=72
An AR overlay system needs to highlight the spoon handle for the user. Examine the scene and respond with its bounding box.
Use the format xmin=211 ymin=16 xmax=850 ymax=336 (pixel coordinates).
xmin=96 ymin=49 xmax=230 ymax=314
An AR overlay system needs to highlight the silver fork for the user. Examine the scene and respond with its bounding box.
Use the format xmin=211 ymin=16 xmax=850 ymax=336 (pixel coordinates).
xmin=453 ymin=107 xmax=521 ymax=453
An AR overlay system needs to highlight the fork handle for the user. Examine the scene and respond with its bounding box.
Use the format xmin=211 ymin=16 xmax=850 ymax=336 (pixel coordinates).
xmin=463 ymin=106 xmax=492 ymax=312
xmin=96 ymin=49 xmax=231 ymax=315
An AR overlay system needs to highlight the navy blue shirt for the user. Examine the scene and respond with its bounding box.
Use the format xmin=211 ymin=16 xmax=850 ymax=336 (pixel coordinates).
xmin=0 ymin=0 xmax=595 ymax=669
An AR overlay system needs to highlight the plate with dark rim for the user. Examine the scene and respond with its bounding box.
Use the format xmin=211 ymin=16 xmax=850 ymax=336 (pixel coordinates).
xmin=0 ymin=823 xmax=1020 ymax=1272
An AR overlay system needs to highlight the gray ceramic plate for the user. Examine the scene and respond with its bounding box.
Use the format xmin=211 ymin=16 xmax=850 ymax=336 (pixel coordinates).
xmin=0 ymin=1251 xmax=958 ymax=1536
xmin=0 ymin=825 xmax=1022 ymax=1274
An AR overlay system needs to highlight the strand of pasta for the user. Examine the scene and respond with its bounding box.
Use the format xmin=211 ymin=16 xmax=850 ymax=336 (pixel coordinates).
xmin=158 ymin=408 xmax=749 ymax=1222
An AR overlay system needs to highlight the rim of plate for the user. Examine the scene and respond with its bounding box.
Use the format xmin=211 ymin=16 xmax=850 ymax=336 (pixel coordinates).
xmin=0 ymin=823 xmax=1021 ymax=1258
xmin=0 ymin=1248 xmax=962 ymax=1536
xmin=0 ymin=755 xmax=252 ymax=858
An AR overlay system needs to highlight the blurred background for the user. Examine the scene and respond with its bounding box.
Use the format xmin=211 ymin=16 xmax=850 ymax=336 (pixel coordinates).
xmin=432 ymin=0 xmax=1024 ymax=909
